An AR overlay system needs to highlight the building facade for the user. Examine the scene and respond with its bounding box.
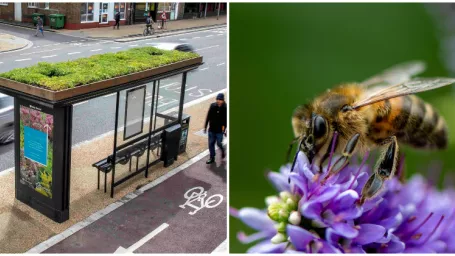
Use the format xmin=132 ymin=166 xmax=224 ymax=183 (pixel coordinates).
xmin=0 ymin=2 xmax=227 ymax=30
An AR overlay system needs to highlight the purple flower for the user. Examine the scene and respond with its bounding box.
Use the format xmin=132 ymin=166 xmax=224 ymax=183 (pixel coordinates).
xmin=231 ymin=135 xmax=455 ymax=253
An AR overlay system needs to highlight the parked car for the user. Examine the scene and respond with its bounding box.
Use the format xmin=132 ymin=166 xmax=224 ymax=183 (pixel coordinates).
xmin=0 ymin=93 xmax=14 ymax=144
xmin=149 ymin=43 xmax=195 ymax=53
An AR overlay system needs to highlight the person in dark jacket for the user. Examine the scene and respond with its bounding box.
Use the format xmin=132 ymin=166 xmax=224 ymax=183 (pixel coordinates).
xmin=34 ymin=16 xmax=44 ymax=37
xmin=204 ymin=93 xmax=227 ymax=164
xmin=114 ymin=11 xmax=120 ymax=29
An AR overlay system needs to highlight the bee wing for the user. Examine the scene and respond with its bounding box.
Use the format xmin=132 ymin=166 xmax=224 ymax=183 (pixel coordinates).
xmin=353 ymin=78 xmax=455 ymax=109
xmin=361 ymin=61 xmax=426 ymax=87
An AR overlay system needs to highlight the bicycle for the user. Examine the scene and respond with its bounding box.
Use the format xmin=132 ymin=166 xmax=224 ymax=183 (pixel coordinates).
xmin=143 ymin=25 xmax=155 ymax=36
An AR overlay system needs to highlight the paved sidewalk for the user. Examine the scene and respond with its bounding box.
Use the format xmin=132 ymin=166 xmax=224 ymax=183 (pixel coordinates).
xmin=58 ymin=16 xmax=226 ymax=40
xmin=36 ymin=149 xmax=226 ymax=253
xmin=0 ymin=92 xmax=227 ymax=253
xmin=0 ymin=33 xmax=31 ymax=53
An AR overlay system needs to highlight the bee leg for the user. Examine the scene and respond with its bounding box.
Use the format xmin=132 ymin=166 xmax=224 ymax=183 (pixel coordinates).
xmin=359 ymin=136 xmax=398 ymax=204
xmin=359 ymin=173 xmax=383 ymax=205
xmin=322 ymin=133 xmax=360 ymax=183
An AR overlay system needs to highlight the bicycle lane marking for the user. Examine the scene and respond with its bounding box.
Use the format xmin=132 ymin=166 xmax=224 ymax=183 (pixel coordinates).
xmin=134 ymin=152 xmax=227 ymax=253
xmin=41 ymin=149 xmax=226 ymax=253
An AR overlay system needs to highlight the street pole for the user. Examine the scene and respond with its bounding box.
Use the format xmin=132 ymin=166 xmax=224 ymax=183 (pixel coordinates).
xmin=217 ymin=3 xmax=220 ymax=20
xmin=204 ymin=3 xmax=207 ymax=18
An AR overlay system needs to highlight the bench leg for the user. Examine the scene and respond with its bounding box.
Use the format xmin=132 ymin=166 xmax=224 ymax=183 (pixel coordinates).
xmin=129 ymin=159 xmax=132 ymax=172
xmin=97 ymin=169 xmax=100 ymax=190
xmin=104 ymin=172 xmax=107 ymax=193
xmin=136 ymin=156 xmax=139 ymax=171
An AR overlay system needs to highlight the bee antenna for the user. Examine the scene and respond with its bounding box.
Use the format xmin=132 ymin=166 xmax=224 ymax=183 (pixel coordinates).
xmin=286 ymin=136 xmax=300 ymax=163
xmin=288 ymin=139 xmax=305 ymax=184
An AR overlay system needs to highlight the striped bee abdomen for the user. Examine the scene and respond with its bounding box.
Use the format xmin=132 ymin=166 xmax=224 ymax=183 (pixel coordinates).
xmin=402 ymin=95 xmax=448 ymax=149
xmin=368 ymin=95 xmax=447 ymax=149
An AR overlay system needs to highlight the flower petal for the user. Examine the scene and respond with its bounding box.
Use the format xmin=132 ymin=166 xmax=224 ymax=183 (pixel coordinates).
xmin=301 ymin=201 xmax=323 ymax=221
xmin=334 ymin=190 xmax=359 ymax=208
xmin=332 ymin=222 xmax=359 ymax=239
xmin=238 ymin=208 xmax=275 ymax=231
xmin=379 ymin=235 xmax=405 ymax=253
xmin=268 ymin=172 xmax=290 ymax=192
xmin=289 ymin=173 xmax=307 ymax=196
xmin=287 ymin=225 xmax=316 ymax=251
xmin=338 ymin=206 xmax=363 ymax=220
xmin=325 ymin=228 xmax=341 ymax=245
xmin=312 ymin=185 xmax=340 ymax=203
xmin=348 ymin=245 xmax=366 ymax=253
xmin=247 ymin=240 xmax=287 ymax=253
xmin=353 ymin=224 xmax=386 ymax=245
xmin=237 ymin=231 xmax=275 ymax=244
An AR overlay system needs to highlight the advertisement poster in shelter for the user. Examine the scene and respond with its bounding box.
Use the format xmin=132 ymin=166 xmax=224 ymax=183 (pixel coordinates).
xmin=19 ymin=105 xmax=54 ymax=198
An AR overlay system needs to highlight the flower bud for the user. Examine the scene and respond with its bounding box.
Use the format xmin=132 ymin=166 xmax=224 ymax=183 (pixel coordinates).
xmin=268 ymin=202 xmax=288 ymax=222
xmin=271 ymin=233 xmax=286 ymax=244
xmin=286 ymin=198 xmax=297 ymax=210
xmin=265 ymin=196 xmax=280 ymax=206
xmin=280 ymin=191 xmax=292 ymax=201
xmin=288 ymin=211 xmax=301 ymax=225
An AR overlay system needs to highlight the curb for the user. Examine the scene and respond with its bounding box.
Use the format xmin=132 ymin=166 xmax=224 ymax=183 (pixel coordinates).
xmin=114 ymin=24 xmax=226 ymax=43
xmin=0 ymin=36 xmax=33 ymax=54
xmin=0 ymin=20 xmax=58 ymax=33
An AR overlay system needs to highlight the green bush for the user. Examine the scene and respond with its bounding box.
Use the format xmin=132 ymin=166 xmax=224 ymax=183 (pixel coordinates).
xmin=0 ymin=47 xmax=199 ymax=91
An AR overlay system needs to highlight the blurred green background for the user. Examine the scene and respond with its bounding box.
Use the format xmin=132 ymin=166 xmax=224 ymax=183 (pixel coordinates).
xmin=229 ymin=3 xmax=455 ymax=253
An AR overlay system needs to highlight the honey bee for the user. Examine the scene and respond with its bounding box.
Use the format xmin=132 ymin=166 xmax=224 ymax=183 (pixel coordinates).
xmin=290 ymin=61 xmax=455 ymax=204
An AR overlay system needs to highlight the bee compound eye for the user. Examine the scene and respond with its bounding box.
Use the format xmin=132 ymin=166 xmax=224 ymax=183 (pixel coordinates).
xmin=313 ymin=116 xmax=326 ymax=138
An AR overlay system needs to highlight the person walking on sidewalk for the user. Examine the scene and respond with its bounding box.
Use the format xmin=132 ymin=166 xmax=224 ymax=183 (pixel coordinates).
xmin=204 ymin=93 xmax=227 ymax=164
xmin=160 ymin=11 xmax=167 ymax=29
xmin=34 ymin=16 xmax=44 ymax=37
xmin=114 ymin=11 xmax=121 ymax=30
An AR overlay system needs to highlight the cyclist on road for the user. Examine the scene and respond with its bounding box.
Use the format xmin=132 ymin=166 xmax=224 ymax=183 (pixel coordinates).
xmin=145 ymin=13 xmax=154 ymax=33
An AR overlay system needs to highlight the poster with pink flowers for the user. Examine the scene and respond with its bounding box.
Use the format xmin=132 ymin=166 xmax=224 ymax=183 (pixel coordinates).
xmin=19 ymin=105 xmax=54 ymax=198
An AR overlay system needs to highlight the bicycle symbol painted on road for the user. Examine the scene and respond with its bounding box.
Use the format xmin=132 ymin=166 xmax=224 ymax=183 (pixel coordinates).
xmin=179 ymin=187 xmax=223 ymax=215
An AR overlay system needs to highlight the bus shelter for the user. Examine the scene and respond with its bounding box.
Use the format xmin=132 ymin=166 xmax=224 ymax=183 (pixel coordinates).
xmin=0 ymin=53 xmax=202 ymax=223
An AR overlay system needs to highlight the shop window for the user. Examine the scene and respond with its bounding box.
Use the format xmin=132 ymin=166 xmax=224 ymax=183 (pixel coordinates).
xmin=45 ymin=3 xmax=49 ymax=9
xmin=114 ymin=2 xmax=126 ymax=20
xmin=80 ymin=2 xmax=95 ymax=22
xmin=28 ymin=2 xmax=39 ymax=8
xmin=0 ymin=3 xmax=8 ymax=6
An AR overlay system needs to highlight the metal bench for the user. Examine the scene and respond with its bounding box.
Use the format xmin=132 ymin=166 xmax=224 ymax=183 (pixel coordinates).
xmin=93 ymin=134 xmax=162 ymax=193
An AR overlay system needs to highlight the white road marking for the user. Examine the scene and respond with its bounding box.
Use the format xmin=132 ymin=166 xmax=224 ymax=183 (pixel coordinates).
xmin=114 ymin=223 xmax=169 ymax=253
xmin=160 ymin=82 xmax=178 ymax=88
xmin=53 ymin=43 xmax=61 ymax=46
xmin=179 ymin=38 xmax=188 ymax=41
xmin=99 ymin=41 xmax=111 ymax=44
xmin=74 ymin=101 xmax=88 ymax=106
xmin=199 ymin=67 xmax=209 ymax=71
xmin=15 ymin=58 xmax=31 ymax=62
xmin=90 ymin=49 xmax=102 ymax=52
xmin=42 ymin=44 xmax=53 ymax=47
xmin=70 ymin=40 xmax=79 ymax=43
xmin=185 ymin=86 xmax=197 ymax=91
xmin=193 ymin=36 xmax=200 ymax=39
xmin=0 ymin=62 xmax=3 ymax=64
xmin=111 ymin=46 xmax=122 ymax=49
xmin=41 ymin=55 xmax=57 ymax=59
xmin=211 ymin=240 xmax=227 ymax=254
xmin=217 ymin=34 xmax=223 ymax=36
xmin=20 ymin=48 xmax=62 ymax=55
xmin=68 ymin=52 xmax=81 ymax=55
xmin=216 ymin=62 xmax=225 ymax=66
xmin=205 ymin=35 xmax=213 ymax=38
xmin=194 ymin=45 xmax=219 ymax=51
xmin=103 ymin=93 xmax=116 ymax=98
xmin=129 ymin=44 xmax=139 ymax=47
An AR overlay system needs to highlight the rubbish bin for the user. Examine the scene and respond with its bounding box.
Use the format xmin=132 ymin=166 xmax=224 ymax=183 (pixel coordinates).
xmin=49 ymin=14 xmax=65 ymax=29
xmin=179 ymin=114 xmax=190 ymax=154
xmin=32 ymin=13 xmax=45 ymax=26
xmin=162 ymin=111 xmax=190 ymax=154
